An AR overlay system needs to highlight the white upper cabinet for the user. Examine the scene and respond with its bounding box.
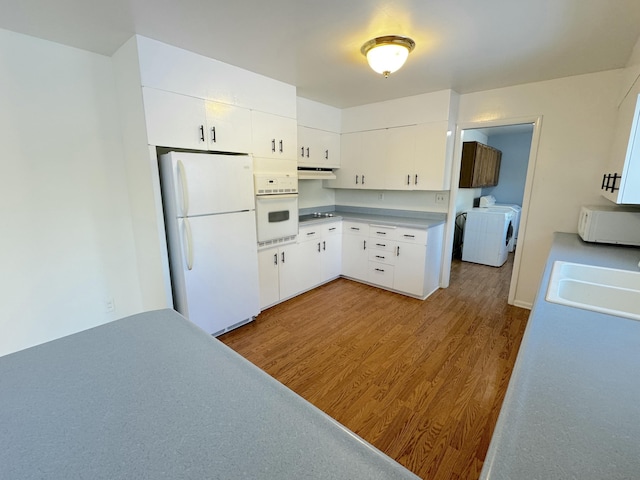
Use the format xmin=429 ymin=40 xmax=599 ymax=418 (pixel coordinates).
xmin=204 ymin=101 xmax=252 ymax=154
xmin=414 ymin=121 xmax=453 ymax=191
xmin=331 ymin=123 xmax=452 ymax=191
xmin=136 ymin=36 xmax=296 ymax=118
xmin=143 ymin=87 xmax=208 ymax=150
xmin=143 ymin=87 xmax=251 ymax=153
xmin=251 ymin=110 xmax=298 ymax=160
xmin=297 ymin=126 xmax=340 ymax=168
xmin=602 ymin=92 xmax=640 ymax=204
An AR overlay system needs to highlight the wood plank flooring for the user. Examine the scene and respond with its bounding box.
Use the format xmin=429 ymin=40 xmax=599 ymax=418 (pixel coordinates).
xmin=219 ymin=255 xmax=529 ymax=479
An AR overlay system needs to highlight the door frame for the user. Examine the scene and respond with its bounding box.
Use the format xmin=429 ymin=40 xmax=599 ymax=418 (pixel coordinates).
xmin=440 ymin=115 xmax=543 ymax=307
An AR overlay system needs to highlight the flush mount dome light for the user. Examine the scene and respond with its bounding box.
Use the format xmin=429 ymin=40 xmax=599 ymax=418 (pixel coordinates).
xmin=361 ymin=35 xmax=415 ymax=78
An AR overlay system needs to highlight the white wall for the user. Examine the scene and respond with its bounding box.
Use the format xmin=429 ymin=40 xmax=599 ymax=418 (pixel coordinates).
xmin=483 ymin=131 xmax=533 ymax=204
xmin=335 ymin=189 xmax=449 ymax=213
xmin=298 ymin=180 xmax=336 ymax=209
xmin=0 ymin=29 xmax=142 ymax=356
xmin=457 ymin=70 xmax=621 ymax=307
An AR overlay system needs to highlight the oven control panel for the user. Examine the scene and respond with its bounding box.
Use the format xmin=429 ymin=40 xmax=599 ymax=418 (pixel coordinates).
xmin=254 ymin=173 xmax=298 ymax=195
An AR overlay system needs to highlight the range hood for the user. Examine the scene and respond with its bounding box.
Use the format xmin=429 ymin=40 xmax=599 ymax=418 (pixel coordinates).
xmin=297 ymin=168 xmax=337 ymax=180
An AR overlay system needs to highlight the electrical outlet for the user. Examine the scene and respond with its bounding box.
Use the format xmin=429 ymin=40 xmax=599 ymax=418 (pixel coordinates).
xmin=104 ymin=297 xmax=115 ymax=313
xmin=378 ymin=192 xmax=384 ymax=200
xmin=435 ymin=193 xmax=447 ymax=204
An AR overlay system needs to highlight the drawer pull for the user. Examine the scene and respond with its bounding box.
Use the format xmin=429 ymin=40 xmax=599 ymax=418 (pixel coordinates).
xmin=403 ymin=234 xmax=415 ymax=238
xmin=307 ymin=231 xmax=316 ymax=236
xmin=375 ymin=231 xmax=386 ymax=235
xmin=329 ymin=227 xmax=337 ymax=231
xmin=376 ymin=243 xmax=386 ymax=247
xmin=350 ymin=227 xmax=360 ymax=231
xmin=375 ymin=255 xmax=385 ymax=259
xmin=375 ymin=268 xmax=385 ymax=272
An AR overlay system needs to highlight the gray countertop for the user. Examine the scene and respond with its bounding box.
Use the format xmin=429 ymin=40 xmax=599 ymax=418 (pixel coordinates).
xmin=0 ymin=309 xmax=419 ymax=480
xmin=481 ymin=233 xmax=640 ymax=480
xmin=299 ymin=208 xmax=446 ymax=230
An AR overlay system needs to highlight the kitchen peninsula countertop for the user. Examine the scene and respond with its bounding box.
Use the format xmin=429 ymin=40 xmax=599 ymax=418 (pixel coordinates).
xmin=481 ymin=233 xmax=640 ymax=480
xmin=299 ymin=206 xmax=446 ymax=230
xmin=0 ymin=310 xmax=419 ymax=480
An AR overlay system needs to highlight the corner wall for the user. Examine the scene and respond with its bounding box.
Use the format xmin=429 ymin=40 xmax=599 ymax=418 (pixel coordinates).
xmin=0 ymin=29 xmax=143 ymax=356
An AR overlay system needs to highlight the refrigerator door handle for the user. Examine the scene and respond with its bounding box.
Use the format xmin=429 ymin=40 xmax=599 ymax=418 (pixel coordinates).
xmin=176 ymin=160 xmax=189 ymax=217
xmin=182 ymin=218 xmax=194 ymax=270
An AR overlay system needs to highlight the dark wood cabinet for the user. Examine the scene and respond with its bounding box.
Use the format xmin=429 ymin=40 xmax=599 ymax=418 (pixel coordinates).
xmin=459 ymin=141 xmax=502 ymax=188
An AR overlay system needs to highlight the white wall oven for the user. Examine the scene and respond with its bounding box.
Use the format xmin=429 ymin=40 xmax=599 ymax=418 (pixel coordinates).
xmin=254 ymin=173 xmax=299 ymax=247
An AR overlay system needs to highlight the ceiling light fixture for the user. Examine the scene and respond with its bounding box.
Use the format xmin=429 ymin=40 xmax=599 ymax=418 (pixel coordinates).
xmin=361 ymin=35 xmax=415 ymax=78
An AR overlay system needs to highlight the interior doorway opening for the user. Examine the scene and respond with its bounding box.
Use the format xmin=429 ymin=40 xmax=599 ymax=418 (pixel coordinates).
xmin=441 ymin=116 xmax=542 ymax=308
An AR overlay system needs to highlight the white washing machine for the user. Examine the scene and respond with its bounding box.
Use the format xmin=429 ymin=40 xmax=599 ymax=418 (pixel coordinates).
xmin=479 ymin=195 xmax=522 ymax=252
xmin=462 ymin=208 xmax=514 ymax=267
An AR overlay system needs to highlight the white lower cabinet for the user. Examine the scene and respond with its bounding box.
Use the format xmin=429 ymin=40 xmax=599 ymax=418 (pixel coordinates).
xmin=258 ymin=222 xmax=342 ymax=310
xmin=342 ymin=221 xmax=444 ymax=299
xmin=259 ymin=220 xmax=443 ymax=309
xmin=257 ymin=242 xmax=301 ymax=310
xmin=341 ymin=221 xmax=369 ymax=279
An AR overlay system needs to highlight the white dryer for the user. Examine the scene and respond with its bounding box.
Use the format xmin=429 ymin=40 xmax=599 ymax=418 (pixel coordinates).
xmin=462 ymin=208 xmax=514 ymax=267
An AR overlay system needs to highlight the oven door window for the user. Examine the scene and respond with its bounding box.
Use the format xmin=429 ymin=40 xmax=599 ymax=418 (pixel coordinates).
xmin=268 ymin=210 xmax=290 ymax=223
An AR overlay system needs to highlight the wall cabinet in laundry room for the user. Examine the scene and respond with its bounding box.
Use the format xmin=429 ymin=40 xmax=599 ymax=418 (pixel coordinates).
xmin=459 ymin=141 xmax=502 ymax=188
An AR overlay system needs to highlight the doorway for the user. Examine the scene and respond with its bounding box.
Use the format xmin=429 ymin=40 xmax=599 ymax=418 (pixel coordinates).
xmin=441 ymin=116 xmax=542 ymax=307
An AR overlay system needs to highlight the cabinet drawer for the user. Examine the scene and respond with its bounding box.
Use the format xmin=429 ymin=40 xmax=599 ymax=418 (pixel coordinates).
xmin=342 ymin=221 xmax=368 ymax=236
xmin=368 ymin=262 xmax=395 ymax=288
xmin=369 ymin=224 xmax=398 ymax=240
xmin=369 ymin=238 xmax=396 ymax=253
xmin=368 ymin=248 xmax=397 ymax=265
xmin=396 ymin=227 xmax=427 ymax=245
xmin=298 ymin=226 xmax=321 ymax=242
xmin=323 ymin=222 xmax=342 ymax=236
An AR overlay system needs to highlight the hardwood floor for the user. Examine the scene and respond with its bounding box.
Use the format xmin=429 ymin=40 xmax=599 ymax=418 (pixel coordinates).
xmin=220 ymin=255 xmax=530 ymax=479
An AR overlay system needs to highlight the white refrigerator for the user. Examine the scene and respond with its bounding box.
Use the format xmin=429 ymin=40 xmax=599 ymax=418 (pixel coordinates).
xmin=159 ymin=151 xmax=260 ymax=335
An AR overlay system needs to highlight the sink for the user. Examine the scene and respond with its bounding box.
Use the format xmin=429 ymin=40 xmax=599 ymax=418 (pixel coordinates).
xmin=545 ymin=261 xmax=640 ymax=321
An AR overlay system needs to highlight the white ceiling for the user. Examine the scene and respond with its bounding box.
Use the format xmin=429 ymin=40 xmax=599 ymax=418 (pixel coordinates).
xmin=2 ymin=0 xmax=640 ymax=108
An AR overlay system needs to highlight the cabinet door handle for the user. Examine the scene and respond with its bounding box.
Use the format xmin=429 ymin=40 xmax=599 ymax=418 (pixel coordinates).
xmin=301 ymin=146 xmax=305 ymax=157
xmin=415 ymin=174 xmax=418 ymax=185
xmin=355 ymin=175 xmax=359 ymax=185
xmin=318 ymin=242 xmax=321 ymax=253
xmin=211 ymin=126 xmax=216 ymax=143
xmin=199 ymin=125 xmax=205 ymax=142
xmin=323 ymin=241 xmax=326 ymax=251
xmin=407 ymin=174 xmax=410 ymax=185
xmin=272 ymin=139 xmax=276 ymax=153
xmin=281 ymin=251 xmax=285 ymax=263
xmin=362 ymin=175 xmax=365 ymax=185
xmin=325 ymin=149 xmax=329 ymax=160
xmin=274 ymin=253 xmax=278 ymax=265
xmin=279 ymin=139 xmax=283 ymax=153
xmin=397 ymin=246 xmax=400 ymax=256
xmin=363 ymin=240 xmax=367 ymax=250
xmin=306 ymin=147 xmax=310 ymax=157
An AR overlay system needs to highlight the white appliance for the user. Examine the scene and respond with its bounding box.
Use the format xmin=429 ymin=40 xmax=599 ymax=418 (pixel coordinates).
xmin=479 ymin=195 xmax=522 ymax=252
xmin=254 ymin=173 xmax=299 ymax=247
xmin=160 ymin=151 xmax=260 ymax=336
xmin=462 ymin=208 xmax=514 ymax=267
xmin=578 ymin=205 xmax=640 ymax=246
